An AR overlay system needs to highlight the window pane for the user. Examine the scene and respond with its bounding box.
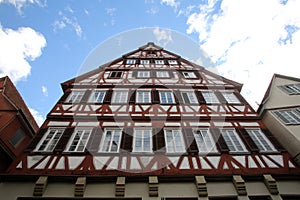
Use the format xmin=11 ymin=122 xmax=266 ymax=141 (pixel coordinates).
xmin=202 ymin=91 xmax=219 ymax=103
xmin=194 ymin=129 xmax=217 ymax=153
xmin=165 ymin=129 xmax=185 ymax=153
xmin=220 ymin=129 xmax=247 ymax=152
xmin=112 ymin=91 xmax=128 ymax=103
xmin=246 ymin=129 xmax=275 ymax=152
xmin=222 ymin=92 xmax=240 ymax=103
xmin=9 ymin=129 xmax=26 ymax=147
xmin=66 ymin=91 xmax=84 ymax=103
xmin=133 ymin=129 xmax=152 ymax=152
xmin=101 ymin=129 xmax=121 ymax=152
xmin=136 ymin=91 xmax=151 ymax=103
xmin=36 ymin=129 xmax=64 ymax=152
xmin=159 ymin=91 xmax=175 ymax=104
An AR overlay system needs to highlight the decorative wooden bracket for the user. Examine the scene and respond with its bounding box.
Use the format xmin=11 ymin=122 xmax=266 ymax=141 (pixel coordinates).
xmin=233 ymin=175 xmax=247 ymax=195
xmin=75 ymin=177 xmax=86 ymax=197
xmin=115 ymin=176 xmax=126 ymax=197
xmin=263 ymin=174 xmax=279 ymax=195
xmin=33 ymin=176 xmax=48 ymax=196
xmin=195 ymin=176 xmax=208 ymax=197
xmin=149 ymin=176 xmax=159 ymax=197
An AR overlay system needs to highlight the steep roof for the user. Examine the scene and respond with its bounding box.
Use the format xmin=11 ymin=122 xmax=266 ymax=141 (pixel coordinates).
xmin=61 ymin=42 xmax=243 ymax=92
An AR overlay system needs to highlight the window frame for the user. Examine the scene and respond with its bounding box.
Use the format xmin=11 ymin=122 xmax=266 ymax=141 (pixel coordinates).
xmin=155 ymin=60 xmax=165 ymax=65
xmin=133 ymin=128 xmax=152 ymax=152
xmin=222 ymin=92 xmax=240 ymax=104
xmin=88 ymin=90 xmax=106 ymax=103
xmin=202 ymin=91 xmax=219 ymax=104
xmin=168 ymin=60 xmax=177 ymax=65
xmin=273 ymin=108 xmax=300 ymax=125
xmin=140 ymin=60 xmax=150 ymax=65
xmin=193 ymin=129 xmax=218 ymax=153
xmin=220 ymin=128 xmax=248 ymax=153
xmin=64 ymin=128 xmax=92 ymax=152
xmin=245 ymin=128 xmax=276 ymax=152
xmin=279 ymin=83 xmax=300 ymax=95
xmin=109 ymin=71 xmax=123 ymax=79
xmin=66 ymin=91 xmax=85 ymax=103
xmin=136 ymin=90 xmax=151 ymax=104
xmin=34 ymin=128 xmax=65 ymax=152
xmin=99 ymin=129 xmax=122 ymax=153
xmin=126 ymin=59 xmax=136 ymax=65
xmin=182 ymin=71 xmax=197 ymax=79
xmin=181 ymin=91 xmax=198 ymax=104
xmin=9 ymin=129 xmax=26 ymax=147
xmin=156 ymin=71 xmax=170 ymax=78
xmin=159 ymin=91 xmax=175 ymax=104
xmin=137 ymin=71 xmax=150 ymax=78
xmin=112 ymin=90 xmax=128 ymax=104
xmin=164 ymin=129 xmax=185 ymax=153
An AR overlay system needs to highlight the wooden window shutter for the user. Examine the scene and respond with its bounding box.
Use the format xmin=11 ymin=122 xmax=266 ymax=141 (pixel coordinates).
xmin=103 ymin=89 xmax=113 ymax=104
xmin=81 ymin=90 xmax=92 ymax=103
xmin=195 ymin=91 xmax=206 ymax=104
xmin=54 ymin=127 xmax=75 ymax=152
xmin=25 ymin=128 xmax=48 ymax=152
xmin=86 ymin=127 xmax=103 ymax=152
xmin=236 ymin=128 xmax=259 ymax=152
xmin=193 ymin=70 xmax=202 ymax=79
xmin=129 ymin=90 xmax=136 ymax=104
xmin=234 ymin=92 xmax=248 ymax=104
xmin=152 ymin=90 xmax=160 ymax=104
xmin=120 ymin=128 xmax=133 ymax=152
xmin=183 ymin=128 xmax=199 ymax=154
xmin=152 ymin=128 xmax=165 ymax=153
xmin=132 ymin=70 xmax=137 ymax=78
xmin=210 ymin=128 xmax=229 ymax=153
xmin=261 ymin=129 xmax=285 ymax=152
xmin=169 ymin=71 xmax=175 ymax=78
xmin=174 ymin=91 xmax=183 ymax=104
xmin=58 ymin=91 xmax=71 ymax=103
xmin=214 ymin=91 xmax=227 ymax=104
xmin=150 ymin=70 xmax=155 ymax=78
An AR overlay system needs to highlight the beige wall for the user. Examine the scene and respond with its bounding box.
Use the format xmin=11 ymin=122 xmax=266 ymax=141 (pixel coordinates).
xmin=1 ymin=179 xmax=300 ymax=200
xmin=264 ymin=77 xmax=300 ymax=110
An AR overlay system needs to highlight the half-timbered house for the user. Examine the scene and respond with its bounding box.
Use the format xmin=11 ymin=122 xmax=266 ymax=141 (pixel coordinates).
xmin=1 ymin=43 xmax=300 ymax=200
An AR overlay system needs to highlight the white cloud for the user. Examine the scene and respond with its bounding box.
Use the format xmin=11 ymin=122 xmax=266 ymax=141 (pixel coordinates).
xmin=153 ymin=27 xmax=173 ymax=46
xmin=53 ymin=12 xmax=82 ymax=37
xmin=106 ymin=8 xmax=116 ymax=16
xmin=29 ymin=107 xmax=44 ymax=127
xmin=41 ymin=85 xmax=48 ymax=96
xmin=0 ymin=25 xmax=46 ymax=83
xmin=160 ymin=0 xmax=180 ymax=10
xmin=0 ymin=0 xmax=46 ymax=13
xmin=186 ymin=0 xmax=300 ymax=109
xmin=147 ymin=6 xmax=159 ymax=15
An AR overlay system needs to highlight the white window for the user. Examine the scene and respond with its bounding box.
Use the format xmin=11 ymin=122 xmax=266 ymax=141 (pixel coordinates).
xmin=156 ymin=71 xmax=169 ymax=78
xmin=136 ymin=91 xmax=151 ymax=103
xmin=155 ymin=60 xmax=164 ymax=65
xmin=279 ymin=84 xmax=300 ymax=94
xmin=66 ymin=91 xmax=84 ymax=103
xmin=220 ymin=129 xmax=247 ymax=152
xmin=168 ymin=60 xmax=177 ymax=65
xmin=140 ymin=60 xmax=150 ymax=65
xmin=193 ymin=129 xmax=217 ymax=153
xmin=137 ymin=71 xmax=150 ymax=78
xmin=112 ymin=91 xmax=128 ymax=103
xmin=181 ymin=91 xmax=197 ymax=104
xmin=100 ymin=129 xmax=122 ymax=152
xmin=133 ymin=129 xmax=152 ymax=152
xmin=126 ymin=59 xmax=136 ymax=64
xmin=159 ymin=91 xmax=175 ymax=104
xmin=65 ymin=129 xmax=92 ymax=152
xmin=164 ymin=129 xmax=185 ymax=153
xmin=35 ymin=128 xmax=64 ymax=152
xmin=246 ymin=129 xmax=276 ymax=152
xmin=222 ymin=92 xmax=240 ymax=104
xmin=89 ymin=91 xmax=105 ymax=103
xmin=182 ymin=71 xmax=196 ymax=78
xmin=202 ymin=91 xmax=219 ymax=104
xmin=273 ymin=108 xmax=300 ymax=125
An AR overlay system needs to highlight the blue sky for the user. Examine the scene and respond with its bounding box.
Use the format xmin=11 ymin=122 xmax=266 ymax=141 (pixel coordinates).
xmin=0 ymin=0 xmax=300 ymax=126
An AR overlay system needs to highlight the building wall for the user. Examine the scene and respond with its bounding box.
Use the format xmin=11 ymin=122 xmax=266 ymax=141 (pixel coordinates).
xmin=0 ymin=178 xmax=300 ymax=200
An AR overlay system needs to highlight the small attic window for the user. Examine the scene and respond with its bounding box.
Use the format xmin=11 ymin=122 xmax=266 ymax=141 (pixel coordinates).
xmin=126 ymin=59 xmax=136 ymax=64
xmin=279 ymin=84 xmax=300 ymax=95
xmin=168 ymin=60 xmax=177 ymax=65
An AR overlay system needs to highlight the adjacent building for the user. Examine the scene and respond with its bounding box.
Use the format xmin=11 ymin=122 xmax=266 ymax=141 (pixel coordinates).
xmin=1 ymin=43 xmax=300 ymax=200
xmin=0 ymin=76 xmax=39 ymax=172
xmin=258 ymin=74 xmax=300 ymax=166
